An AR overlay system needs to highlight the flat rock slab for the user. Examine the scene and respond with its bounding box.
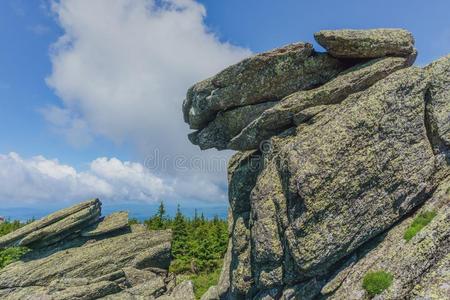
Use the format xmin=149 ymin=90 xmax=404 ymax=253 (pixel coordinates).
xmin=0 ymin=199 xmax=101 ymax=249
xmin=183 ymin=43 xmax=347 ymax=130
xmin=314 ymin=28 xmax=415 ymax=58
xmin=189 ymin=101 xmax=277 ymax=150
xmin=82 ymin=211 xmax=129 ymax=237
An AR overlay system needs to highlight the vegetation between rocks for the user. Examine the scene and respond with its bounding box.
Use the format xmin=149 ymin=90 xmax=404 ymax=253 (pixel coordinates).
xmin=404 ymin=210 xmax=437 ymax=241
xmin=132 ymin=202 xmax=228 ymax=298
xmin=362 ymin=270 xmax=393 ymax=297
xmin=0 ymin=246 xmax=29 ymax=269
xmin=178 ymin=268 xmax=222 ymax=299
xmin=0 ymin=220 xmax=29 ymax=269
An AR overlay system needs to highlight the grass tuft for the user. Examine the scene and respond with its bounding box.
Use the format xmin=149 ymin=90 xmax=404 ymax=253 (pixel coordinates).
xmin=362 ymin=271 xmax=393 ymax=297
xmin=403 ymin=210 xmax=437 ymax=241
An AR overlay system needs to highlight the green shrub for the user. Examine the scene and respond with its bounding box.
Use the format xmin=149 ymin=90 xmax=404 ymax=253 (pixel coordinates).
xmin=128 ymin=218 xmax=140 ymax=225
xmin=0 ymin=220 xmax=29 ymax=269
xmin=362 ymin=271 xmax=393 ymax=297
xmin=404 ymin=210 xmax=437 ymax=241
xmin=0 ymin=247 xmax=29 ymax=269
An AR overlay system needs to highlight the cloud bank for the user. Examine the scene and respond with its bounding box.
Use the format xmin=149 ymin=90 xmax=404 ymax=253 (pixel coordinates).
xmin=40 ymin=0 xmax=251 ymax=205
xmin=45 ymin=0 xmax=249 ymax=151
xmin=0 ymin=152 xmax=171 ymax=207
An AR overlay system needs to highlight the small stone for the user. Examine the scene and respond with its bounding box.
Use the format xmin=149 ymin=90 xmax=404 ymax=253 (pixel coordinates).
xmin=159 ymin=280 xmax=196 ymax=300
xmin=314 ymin=28 xmax=415 ymax=58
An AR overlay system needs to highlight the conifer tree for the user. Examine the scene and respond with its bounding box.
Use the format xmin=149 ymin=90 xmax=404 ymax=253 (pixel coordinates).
xmin=172 ymin=204 xmax=189 ymax=258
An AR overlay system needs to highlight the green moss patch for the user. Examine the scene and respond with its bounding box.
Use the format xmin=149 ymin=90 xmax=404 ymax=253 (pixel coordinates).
xmin=362 ymin=271 xmax=393 ymax=297
xmin=404 ymin=210 xmax=437 ymax=241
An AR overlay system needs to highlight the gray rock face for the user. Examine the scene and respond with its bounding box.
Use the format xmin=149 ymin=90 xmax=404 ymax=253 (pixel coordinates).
xmin=189 ymin=101 xmax=277 ymax=150
xmin=182 ymin=29 xmax=450 ymax=299
xmin=328 ymin=176 xmax=450 ymax=299
xmin=0 ymin=200 xmax=191 ymax=300
xmin=425 ymin=54 xmax=450 ymax=160
xmin=267 ymin=67 xmax=435 ymax=277
xmin=314 ymin=28 xmax=415 ymax=58
xmin=228 ymin=55 xmax=415 ymax=150
xmin=183 ymin=43 xmax=347 ymax=130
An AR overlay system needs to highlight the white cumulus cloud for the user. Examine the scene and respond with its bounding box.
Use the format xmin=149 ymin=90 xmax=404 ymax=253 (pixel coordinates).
xmin=0 ymin=152 xmax=173 ymax=207
xmin=42 ymin=0 xmax=250 ymax=204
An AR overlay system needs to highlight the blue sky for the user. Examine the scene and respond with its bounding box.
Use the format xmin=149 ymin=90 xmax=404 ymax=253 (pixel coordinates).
xmin=0 ymin=0 xmax=449 ymax=220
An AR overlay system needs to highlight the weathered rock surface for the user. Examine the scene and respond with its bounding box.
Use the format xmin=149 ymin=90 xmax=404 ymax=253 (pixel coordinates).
xmin=183 ymin=43 xmax=347 ymax=130
xmin=183 ymin=29 xmax=450 ymax=299
xmin=314 ymin=28 xmax=415 ymax=58
xmin=425 ymin=54 xmax=450 ymax=160
xmin=228 ymin=55 xmax=415 ymax=150
xmin=189 ymin=101 xmax=277 ymax=150
xmin=82 ymin=211 xmax=129 ymax=237
xmin=0 ymin=200 xmax=193 ymax=300
xmin=327 ymin=175 xmax=450 ymax=299
xmin=158 ymin=280 xmax=196 ymax=300
xmin=0 ymin=199 xmax=101 ymax=249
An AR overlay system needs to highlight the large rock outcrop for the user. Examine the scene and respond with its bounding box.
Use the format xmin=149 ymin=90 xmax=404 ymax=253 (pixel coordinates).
xmin=183 ymin=28 xmax=450 ymax=299
xmin=183 ymin=42 xmax=349 ymax=148
xmin=0 ymin=200 xmax=195 ymax=300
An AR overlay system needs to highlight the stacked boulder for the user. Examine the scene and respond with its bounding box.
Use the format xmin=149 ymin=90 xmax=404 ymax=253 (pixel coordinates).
xmin=0 ymin=199 xmax=195 ymax=300
xmin=184 ymin=29 xmax=416 ymax=151
xmin=183 ymin=29 xmax=450 ymax=299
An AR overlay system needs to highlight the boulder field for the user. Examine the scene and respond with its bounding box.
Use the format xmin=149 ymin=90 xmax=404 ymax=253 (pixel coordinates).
xmin=0 ymin=199 xmax=195 ymax=300
xmin=184 ymin=29 xmax=450 ymax=299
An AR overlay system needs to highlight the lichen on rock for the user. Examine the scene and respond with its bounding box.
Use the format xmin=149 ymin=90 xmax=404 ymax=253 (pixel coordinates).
xmin=184 ymin=28 xmax=450 ymax=299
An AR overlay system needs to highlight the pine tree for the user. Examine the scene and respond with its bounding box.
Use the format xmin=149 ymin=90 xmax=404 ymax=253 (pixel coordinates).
xmin=141 ymin=203 xmax=229 ymax=274
xmin=172 ymin=204 xmax=189 ymax=258
xmin=145 ymin=201 xmax=167 ymax=230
